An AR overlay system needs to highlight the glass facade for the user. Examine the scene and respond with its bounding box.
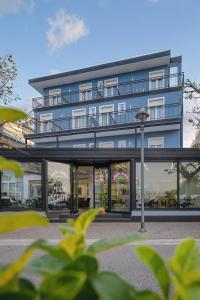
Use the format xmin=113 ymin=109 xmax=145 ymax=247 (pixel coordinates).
xmin=179 ymin=162 xmax=200 ymax=208
xmin=47 ymin=162 xmax=71 ymax=211
xmin=95 ymin=167 xmax=108 ymax=209
xmin=136 ymin=162 xmax=177 ymax=208
xmin=0 ymin=159 xmax=200 ymax=213
xmin=1 ymin=162 xmax=42 ymax=209
xmin=111 ymin=162 xmax=130 ymax=211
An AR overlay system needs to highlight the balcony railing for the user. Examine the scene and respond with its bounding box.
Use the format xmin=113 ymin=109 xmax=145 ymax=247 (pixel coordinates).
xmin=33 ymin=103 xmax=182 ymax=135
xmin=32 ymin=73 xmax=184 ymax=109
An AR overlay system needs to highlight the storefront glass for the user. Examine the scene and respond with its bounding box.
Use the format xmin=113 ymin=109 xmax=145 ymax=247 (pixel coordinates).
xmin=179 ymin=162 xmax=200 ymax=208
xmin=95 ymin=167 xmax=108 ymax=209
xmin=136 ymin=162 xmax=177 ymax=208
xmin=1 ymin=162 xmax=42 ymax=209
xmin=111 ymin=162 xmax=130 ymax=211
xmin=48 ymin=162 xmax=71 ymax=211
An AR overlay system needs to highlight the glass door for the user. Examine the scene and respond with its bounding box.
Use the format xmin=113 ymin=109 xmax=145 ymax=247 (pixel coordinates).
xmin=94 ymin=167 xmax=109 ymax=210
xmin=111 ymin=162 xmax=130 ymax=212
xmin=47 ymin=161 xmax=71 ymax=212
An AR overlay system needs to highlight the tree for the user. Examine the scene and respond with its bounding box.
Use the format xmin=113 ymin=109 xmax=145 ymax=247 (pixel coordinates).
xmin=0 ymin=54 xmax=20 ymax=104
xmin=184 ymin=79 xmax=200 ymax=128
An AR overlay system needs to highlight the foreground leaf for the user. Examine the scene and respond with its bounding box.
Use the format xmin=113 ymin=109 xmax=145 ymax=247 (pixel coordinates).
xmin=72 ymin=208 xmax=102 ymax=234
xmin=135 ymin=290 xmax=161 ymax=300
xmin=59 ymin=233 xmax=85 ymax=258
xmin=0 ymin=157 xmax=24 ymax=176
xmin=39 ymin=271 xmax=86 ymax=300
xmin=0 ymin=107 xmax=27 ymax=122
xmin=0 ymin=212 xmax=48 ymax=234
xmin=135 ymin=246 xmax=170 ymax=299
xmin=92 ymin=271 xmax=136 ymax=300
xmin=0 ymin=278 xmax=37 ymax=300
xmin=87 ymin=233 xmax=143 ymax=255
xmin=169 ymin=239 xmax=198 ymax=276
xmin=0 ymin=248 xmax=35 ymax=287
xmin=66 ymin=255 xmax=99 ymax=277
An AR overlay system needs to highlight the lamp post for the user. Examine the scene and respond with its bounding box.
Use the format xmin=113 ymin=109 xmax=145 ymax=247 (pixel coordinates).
xmin=135 ymin=107 xmax=149 ymax=233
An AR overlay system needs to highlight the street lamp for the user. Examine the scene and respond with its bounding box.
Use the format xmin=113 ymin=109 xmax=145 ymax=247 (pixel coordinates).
xmin=135 ymin=107 xmax=149 ymax=233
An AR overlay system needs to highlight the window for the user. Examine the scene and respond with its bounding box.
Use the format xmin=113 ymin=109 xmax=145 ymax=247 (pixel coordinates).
xmin=148 ymin=97 xmax=165 ymax=120
xmin=99 ymin=105 xmax=114 ymax=126
xmin=89 ymin=143 xmax=95 ymax=148
xmin=149 ymin=70 xmax=164 ymax=90
xmin=1 ymin=163 xmax=42 ymax=210
xmin=148 ymin=137 xmax=164 ymax=148
xmin=104 ymin=78 xmax=118 ymax=97
xmin=72 ymin=109 xmax=86 ymax=129
xmin=179 ymin=162 xmax=200 ymax=208
xmin=40 ymin=113 xmax=52 ymax=133
xmin=49 ymin=89 xmax=61 ymax=106
xmin=79 ymin=83 xmax=92 ymax=101
xmin=111 ymin=162 xmax=130 ymax=211
xmin=73 ymin=144 xmax=86 ymax=148
xmin=99 ymin=141 xmax=114 ymax=148
xmin=136 ymin=162 xmax=177 ymax=208
xmin=118 ymin=140 xmax=126 ymax=148
xmin=118 ymin=103 xmax=126 ymax=114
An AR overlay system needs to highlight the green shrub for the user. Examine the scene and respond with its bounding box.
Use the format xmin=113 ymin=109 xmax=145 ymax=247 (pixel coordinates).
xmin=0 ymin=209 xmax=200 ymax=299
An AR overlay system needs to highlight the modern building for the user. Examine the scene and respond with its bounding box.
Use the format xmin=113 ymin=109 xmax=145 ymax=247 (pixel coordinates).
xmin=0 ymin=50 xmax=199 ymax=220
xmin=27 ymin=50 xmax=183 ymax=149
xmin=0 ymin=122 xmax=33 ymax=148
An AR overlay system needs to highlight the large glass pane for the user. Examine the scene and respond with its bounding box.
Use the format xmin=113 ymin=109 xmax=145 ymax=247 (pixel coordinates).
xmin=136 ymin=162 xmax=177 ymax=208
xmin=111 ymin=162 xmax=130 ymax=211
xmin=1 ymin=162 xmax=42 ymax=209
xmin=48 ymin=162 xmax=71 ymax=211
xmin=95 ymin=167 xmax=108 ymax=209
xmin=179 ymin=162 xmax=200 ymax=208
xmin=77 ymin=166 xmax=93 ymax=211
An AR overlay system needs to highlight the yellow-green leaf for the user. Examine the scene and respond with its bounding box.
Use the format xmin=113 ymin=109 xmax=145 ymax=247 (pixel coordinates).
xmin=0 ymin=212 xmax=48 ymax=234
xmin=0 ymin=156 xmax=23 ymax=176
xmin=135 ymin=246 xmax=170 ymax=300
xmin=59 ymin=233 xmax=85 ymax=258
xmin=0 ymin=247 xmax=35 ymax=287
xmin=0 ymin=107 xmax=27 ymax=122
xmin=72 ymin=208 xmax=102 ymax=234
xmin=87 ymin=234 xmax=143 ymax=255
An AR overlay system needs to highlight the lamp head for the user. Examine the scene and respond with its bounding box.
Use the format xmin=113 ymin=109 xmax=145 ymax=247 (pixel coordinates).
xmin=135 ymin=107 xmax=149 ymax=123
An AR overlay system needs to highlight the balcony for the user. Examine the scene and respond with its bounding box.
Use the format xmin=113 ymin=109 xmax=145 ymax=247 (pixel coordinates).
xmin=33 ymin=103 xmax=182 ymax=135
xmin=32 ymin=73 xmax=184 ymax=109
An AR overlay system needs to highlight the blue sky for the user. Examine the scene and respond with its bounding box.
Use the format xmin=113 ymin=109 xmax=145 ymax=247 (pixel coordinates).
xmin=0 ymin=0 xmax=200 ymax=145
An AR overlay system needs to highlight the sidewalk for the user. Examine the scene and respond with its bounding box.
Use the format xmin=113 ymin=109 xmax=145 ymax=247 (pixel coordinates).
xmin=0 ymin=222 xmax=199 ymax=240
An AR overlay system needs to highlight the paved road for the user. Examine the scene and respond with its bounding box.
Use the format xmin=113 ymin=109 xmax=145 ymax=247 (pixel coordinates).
xmin=0 ymin=222 xmax=199 ymax=291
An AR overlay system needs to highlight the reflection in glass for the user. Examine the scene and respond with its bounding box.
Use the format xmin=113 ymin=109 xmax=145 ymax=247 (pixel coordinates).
xmin=1 ymin=162 xmax=42 ymax=209
xmin=111 ymin=162 xmax=130 ymax=211
xmin=179 ymin=162 xmax=200 ymax=208
xmin=48 ymin=162 xmax=71 ymax=211
xmin=136 ymin=162 xmax=177 ymax=208
xmin=95 ymin=167 xmax=108 ymax=209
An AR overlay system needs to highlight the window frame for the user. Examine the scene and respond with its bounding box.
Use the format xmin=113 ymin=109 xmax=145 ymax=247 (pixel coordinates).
xmin=79 ymin=83 xmax=92 ymax=101
xmin=49 ymin=89 xmax=61 ymax=106
xmin=99 ymin=104 xmax=114 ymax=126
xmin=99 ymin=141 xmax=114 ymax=148
xmin=149 ymin=69 xmax=164 ymax=90
xmin=72 ymin=108 xmax=86 ymax=129
xmin=148 ymin=137 xmax=164 ymax=148
xmin=148 ymin=97 xmax=165 ymax=120
xmin=40 ymin=113 xmax=53 ymax=133
xmin=104 ymin=78 xmax=118 ymax=97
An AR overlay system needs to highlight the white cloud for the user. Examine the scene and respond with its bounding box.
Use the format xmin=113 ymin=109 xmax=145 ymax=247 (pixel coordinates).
xmin=0 ymin=0 xmax=35 ymax=15
xmin=46 ymin=9 xmax=89 ymax=52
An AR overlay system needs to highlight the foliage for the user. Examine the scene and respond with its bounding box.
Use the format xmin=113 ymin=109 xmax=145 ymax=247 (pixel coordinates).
xmin=184 ymin=79 xmax=200 ymax=129
xmin=0 ymin=54 xmax=20 ymax=104
xmin=98 ymin=191 xmax=107 ymax=208
xmin=0 ymin=209 xmax=200 ymax=299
